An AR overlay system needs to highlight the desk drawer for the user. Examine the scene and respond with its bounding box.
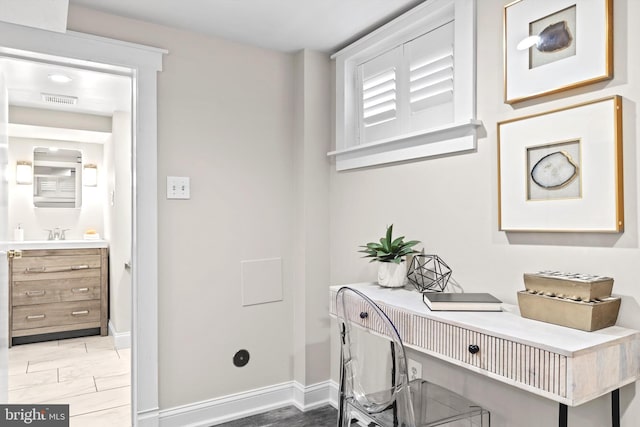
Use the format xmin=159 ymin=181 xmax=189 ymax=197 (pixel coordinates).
xmin=13 ymin=277 xmax=101 ymax=306
xmin=383 ymin=306 xmax=569 ymax=398
xmin=335 ymin=291 xmax=390 ymax=333
xmin=13 ymin=300 xmax=101 ymax=331
xmin=332 ymin=288 xmax=569 ymax=398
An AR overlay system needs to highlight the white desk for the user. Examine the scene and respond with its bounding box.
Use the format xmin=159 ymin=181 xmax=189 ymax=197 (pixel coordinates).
xmin=330 ymin=283 xmax=640 ymax=426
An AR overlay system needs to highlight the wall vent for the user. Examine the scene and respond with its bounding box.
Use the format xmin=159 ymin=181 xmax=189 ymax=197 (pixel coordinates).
xmin=41 ymin=93 xmax=78 ymax=105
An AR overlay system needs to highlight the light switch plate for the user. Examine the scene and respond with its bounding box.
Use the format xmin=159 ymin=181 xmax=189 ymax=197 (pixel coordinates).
xmin=167 ymin=176 xmax=190 ymax=199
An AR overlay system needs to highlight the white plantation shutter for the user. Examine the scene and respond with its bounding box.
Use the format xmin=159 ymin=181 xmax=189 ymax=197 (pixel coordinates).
xmin=362 ymin=69 xmax=396 ymax=127
xmin=409 ymin=52 xmax=453 ymax=113
xmin=405 ymin=21 xmax=455 ymax=132
xmin=358 ymin=46 xmax=402 ymax=144
xmin=357 ymin=24 xmax=455 ymax=145
xmin=35 ymin=176 xmax=75 ymax=198
xmin=331 ymin=0 xmax=477 ymax=170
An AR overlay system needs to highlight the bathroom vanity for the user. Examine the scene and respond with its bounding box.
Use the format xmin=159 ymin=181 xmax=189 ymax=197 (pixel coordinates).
xmin=7 ymin=240 xmax=108 ymax=346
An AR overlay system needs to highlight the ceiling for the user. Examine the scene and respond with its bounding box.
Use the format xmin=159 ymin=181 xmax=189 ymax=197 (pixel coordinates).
xmin=1 ymin=0 xmax=424 ymax=118
xmin=0 ymin=57 xmax=131 ymax=116
xmin=69 ymin=0 xmax=426 ymax=53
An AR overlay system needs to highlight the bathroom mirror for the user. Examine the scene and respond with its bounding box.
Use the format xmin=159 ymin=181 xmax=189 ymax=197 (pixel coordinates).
xmin=33 ymin=147 xmax=82 ymax=208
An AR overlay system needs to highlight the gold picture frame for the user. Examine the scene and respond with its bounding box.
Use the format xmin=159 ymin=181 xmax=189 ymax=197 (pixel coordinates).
xmin=504 ymin=0 xmax=613 ymax=104
xmin=498 ymin=96 xmax=623 ymax=232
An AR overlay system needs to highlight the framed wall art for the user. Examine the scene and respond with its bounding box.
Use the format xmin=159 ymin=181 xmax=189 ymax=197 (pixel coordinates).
xmin=498 ymin=96 xmax=623 ymax=232
xmin=504 ymin=0 xmax=613 ymax=104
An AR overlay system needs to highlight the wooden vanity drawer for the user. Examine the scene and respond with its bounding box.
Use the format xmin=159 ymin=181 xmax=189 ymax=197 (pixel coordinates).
xmin=12 ymin=300 xmax=101 ymax=331
xmin=12 ymin=277 xmax=101 ymax=306
xmin=12 ymin=254 xmax=101 ymax=282
xmin=8 ymin=247 xmax=108 ymax=345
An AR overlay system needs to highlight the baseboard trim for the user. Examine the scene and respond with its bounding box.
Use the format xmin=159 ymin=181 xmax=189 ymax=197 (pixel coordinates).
xmin=108 ymin=320 xmax=131 ymax=349
xmin=329 ymin=380 xmax=339 ymax=408
xmin=158 ymin=380 xmax=332 ymax=427
xmin=137 ymin=408 xmax=160 ymax=427
xmin=292 ymin=380 xmax=332 ymax=411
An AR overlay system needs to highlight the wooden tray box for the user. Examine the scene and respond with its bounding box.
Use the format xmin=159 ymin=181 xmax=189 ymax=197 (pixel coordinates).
xmin=517 ymin=291 xmax=620 ymax=332
xmin=523 ymin=273 xmax=613 ymax=301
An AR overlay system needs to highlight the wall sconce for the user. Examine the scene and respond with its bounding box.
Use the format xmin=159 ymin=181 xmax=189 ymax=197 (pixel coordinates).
xmin=83 ymin=163 xmax=98 ymax=187
xmin=16 ymin=161 xmax=32 ymax=185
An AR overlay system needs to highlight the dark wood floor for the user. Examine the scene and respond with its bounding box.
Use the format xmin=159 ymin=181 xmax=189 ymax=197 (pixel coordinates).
xmin=215 ymin=405 xmax=337 ymax=427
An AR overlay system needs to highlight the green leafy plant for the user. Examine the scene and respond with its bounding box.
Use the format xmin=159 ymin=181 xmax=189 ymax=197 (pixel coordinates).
xmin=359 ymin=224 xmax=420 ymax=264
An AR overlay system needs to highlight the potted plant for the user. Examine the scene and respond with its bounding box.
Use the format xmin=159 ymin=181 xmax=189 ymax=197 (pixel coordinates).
xmin=359 ymin=224 xmax=420 ymax=288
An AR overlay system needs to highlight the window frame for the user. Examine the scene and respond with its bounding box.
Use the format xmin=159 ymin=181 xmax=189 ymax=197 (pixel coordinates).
xmin=330 ymin=0 xmax=480 ymax=171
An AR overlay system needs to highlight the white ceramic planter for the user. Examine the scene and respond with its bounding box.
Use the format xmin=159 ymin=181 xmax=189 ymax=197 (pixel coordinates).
xmin=377 ymin=262 xmax=407 ymax=288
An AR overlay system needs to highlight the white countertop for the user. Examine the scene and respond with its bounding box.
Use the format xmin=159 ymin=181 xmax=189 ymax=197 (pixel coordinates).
xmin=5 ymin=239 xmax=108 ymax=249
xmin=330 ymin=282 xmax=639 ymax=356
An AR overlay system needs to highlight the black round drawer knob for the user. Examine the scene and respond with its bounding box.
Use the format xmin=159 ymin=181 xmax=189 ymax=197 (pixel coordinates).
xmin=359 ymin=312 xmax=368 ymax=319
xmin=468 ymin=344 xmax=480 ymax=354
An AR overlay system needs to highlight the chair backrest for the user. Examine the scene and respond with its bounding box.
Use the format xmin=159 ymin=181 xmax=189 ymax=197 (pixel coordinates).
xmin=336 ymin=286 xmax=415 ymax=423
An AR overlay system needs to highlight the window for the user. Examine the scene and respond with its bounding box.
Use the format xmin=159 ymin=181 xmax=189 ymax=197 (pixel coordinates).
xmin=330 ymin=0 xmax=480 ymax=171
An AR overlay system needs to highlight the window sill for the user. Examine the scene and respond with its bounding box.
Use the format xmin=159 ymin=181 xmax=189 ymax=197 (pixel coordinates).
xmin=328 ymin=119 xmax=483 ymax=171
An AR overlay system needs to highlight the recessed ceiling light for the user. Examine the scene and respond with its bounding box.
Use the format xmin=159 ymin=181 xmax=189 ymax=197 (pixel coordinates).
xmin=48 ymin=73 xmax=73 ymax=83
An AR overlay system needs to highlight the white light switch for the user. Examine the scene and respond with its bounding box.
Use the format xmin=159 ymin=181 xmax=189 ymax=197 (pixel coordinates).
xmin=167 ymin=176 xmax=190 ymax=199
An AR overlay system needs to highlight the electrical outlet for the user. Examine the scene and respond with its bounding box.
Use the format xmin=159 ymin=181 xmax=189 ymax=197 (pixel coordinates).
xmin=407 ymin=358 xmax=422 ymax=381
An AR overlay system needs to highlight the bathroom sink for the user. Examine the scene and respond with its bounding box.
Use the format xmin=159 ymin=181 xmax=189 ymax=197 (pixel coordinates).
xmin=6 ymin=239 xmax=108 ymax=250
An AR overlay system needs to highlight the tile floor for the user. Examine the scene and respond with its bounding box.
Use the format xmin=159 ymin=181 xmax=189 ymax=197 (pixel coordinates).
xmin=8 ymin=335 xmax=131 ymax=427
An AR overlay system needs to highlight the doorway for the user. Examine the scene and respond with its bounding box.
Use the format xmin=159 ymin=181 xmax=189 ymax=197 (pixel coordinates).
xmin=0 ymin=21 xmax=164 ymax=426
xmin=2 ymin=54 xmax=133 ymax=424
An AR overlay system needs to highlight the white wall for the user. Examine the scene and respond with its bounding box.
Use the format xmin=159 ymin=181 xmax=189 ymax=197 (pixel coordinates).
xmin=7 ymin=107 xmax=109 ymax=240
xmin=7 ymin=136 xmax=105 ymax=240
xmin=104 ymin=111 xmax=132 ymax=338
xmin=0 ymin=68 xmax=10 ymax=404
xmin=329 ymin=0 xmax=640 ymax=426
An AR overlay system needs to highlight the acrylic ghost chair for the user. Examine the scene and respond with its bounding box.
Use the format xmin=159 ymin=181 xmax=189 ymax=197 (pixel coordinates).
xmin=336 ymin=286 xmax=490 ymax=427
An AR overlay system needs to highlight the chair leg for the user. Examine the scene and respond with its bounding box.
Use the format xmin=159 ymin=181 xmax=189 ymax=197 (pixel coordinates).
xmin=338 ymin=343 xmax=347 ymax=427
xmin=390 ymin=341 xmax=399 ymax=427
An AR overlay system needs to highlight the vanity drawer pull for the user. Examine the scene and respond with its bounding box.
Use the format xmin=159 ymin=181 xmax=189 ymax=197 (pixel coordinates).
xmin=27 ymin=314 xmax=45 ymax=320
xmin=468 ymin=344 xmax=480 ymax=354
xmin=71 ymin=287 xmax=90 ymax=293
xmin=27 ymin=265 xmax=91 ymax=273
xmin=26 ymin=290 xmax=45 ymax=297
xmin=72 ymin=310 xmax=90 ymax=316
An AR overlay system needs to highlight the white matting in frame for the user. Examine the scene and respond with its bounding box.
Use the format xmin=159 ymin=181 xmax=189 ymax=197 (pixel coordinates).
xmin=504 ymin=0 xmax=613 ymax=104
xmin=498 ymin=96 xmax=623 ymax=232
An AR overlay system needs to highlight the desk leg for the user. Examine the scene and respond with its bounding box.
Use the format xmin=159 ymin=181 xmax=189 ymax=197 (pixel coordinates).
xmin=559 ymin=403 xmax=567 ymax=427
xmin=558 ymin=389 xmax=619 ymax=427
xmin=612 ymin=389 xmax=620 ymax=427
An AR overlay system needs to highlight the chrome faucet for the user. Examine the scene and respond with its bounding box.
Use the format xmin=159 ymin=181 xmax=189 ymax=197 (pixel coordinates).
xmin=45 ymin=227 xmax=70 ymax=240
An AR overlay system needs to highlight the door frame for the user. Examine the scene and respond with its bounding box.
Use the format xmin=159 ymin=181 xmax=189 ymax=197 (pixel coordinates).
xmin=0 ymin=21 xmax=165 ymax=427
